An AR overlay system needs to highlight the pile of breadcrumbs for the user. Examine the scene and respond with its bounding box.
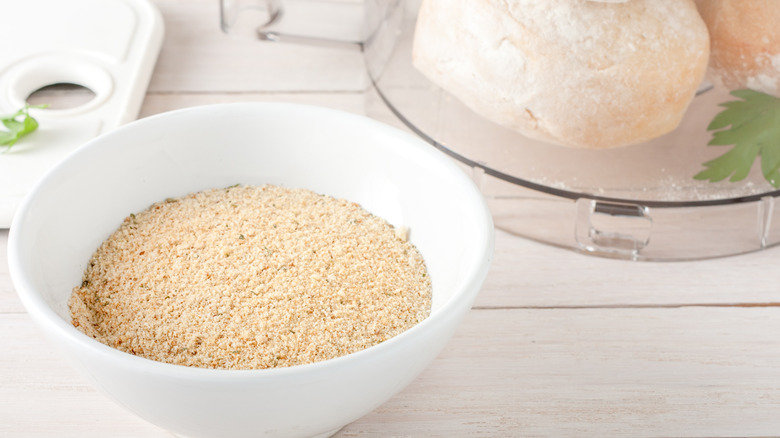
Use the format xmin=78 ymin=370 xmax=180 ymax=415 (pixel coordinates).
xmin=69 ymin=184 xmax=431 ymax=370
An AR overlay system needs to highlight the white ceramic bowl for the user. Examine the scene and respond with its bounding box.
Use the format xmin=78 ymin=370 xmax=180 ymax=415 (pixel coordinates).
xmin=8 ymin=103 xmax=494 ymax=438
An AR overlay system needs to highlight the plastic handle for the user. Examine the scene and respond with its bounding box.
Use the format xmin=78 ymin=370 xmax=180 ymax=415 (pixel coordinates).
xmin=575 ymin=199 xmax=653 ymax=259
xmin=219 ymin=0 xmax=364 ymax=49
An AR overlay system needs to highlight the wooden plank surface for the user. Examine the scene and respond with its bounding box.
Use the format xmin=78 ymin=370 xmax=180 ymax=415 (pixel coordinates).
xmin=5 ymin=225 xmax=780 ymax=315
xmin=3 ymin=305 xmax=780 ymax=437
xmin=345 ymin=307 xmax=780 ymax=438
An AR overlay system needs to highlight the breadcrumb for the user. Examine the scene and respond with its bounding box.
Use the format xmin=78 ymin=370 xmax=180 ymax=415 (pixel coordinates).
xmin=69 ymin=185 xmax=431 ymax=370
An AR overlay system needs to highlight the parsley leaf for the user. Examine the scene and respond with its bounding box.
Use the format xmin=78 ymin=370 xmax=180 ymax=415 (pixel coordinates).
xmin=694 ymin=90 xmax=780 ymax=188
xmin=0 ymin=104 xmax=45 ymax=151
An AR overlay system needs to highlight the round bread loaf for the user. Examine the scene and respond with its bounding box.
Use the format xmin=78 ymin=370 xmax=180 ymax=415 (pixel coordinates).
xmin=696 ymin=0 xmax=780 ymax=97
xmin=412 ymin=0 xmax=710 ymax=149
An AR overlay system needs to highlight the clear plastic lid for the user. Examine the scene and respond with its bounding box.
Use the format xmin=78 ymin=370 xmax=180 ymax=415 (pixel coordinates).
xmin=220 ymin=0 xmax=780 ymax=260
xmin=363 ymin=3 xmax=780 ymax=260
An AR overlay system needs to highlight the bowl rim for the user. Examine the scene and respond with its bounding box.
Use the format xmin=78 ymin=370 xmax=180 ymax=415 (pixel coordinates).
xmin=8 ymin=102 xmax=495 ymax=380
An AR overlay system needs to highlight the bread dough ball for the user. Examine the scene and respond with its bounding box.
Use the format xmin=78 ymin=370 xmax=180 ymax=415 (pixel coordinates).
xmin=696 ymin=0 xmax=780 ymax=97
xmin=412 ymin=0 xmax=710 ymax=149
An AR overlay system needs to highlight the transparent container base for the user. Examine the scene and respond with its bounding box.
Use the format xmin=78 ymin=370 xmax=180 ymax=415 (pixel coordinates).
xmin=360 ymin=1 xmax=780 ymax=261
xmin=365 ymin=85 xmax=780 ymax=261
xmin=222 ymin=0 xmax=780 ymax=261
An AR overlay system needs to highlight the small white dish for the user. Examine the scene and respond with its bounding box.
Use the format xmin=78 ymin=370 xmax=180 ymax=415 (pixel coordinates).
xmin=8 ymin=103 xmax=494 ymax=438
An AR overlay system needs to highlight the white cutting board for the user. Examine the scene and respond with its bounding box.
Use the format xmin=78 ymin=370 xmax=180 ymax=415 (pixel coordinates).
xmin=0 ymin=0 xmax=164 ymax=228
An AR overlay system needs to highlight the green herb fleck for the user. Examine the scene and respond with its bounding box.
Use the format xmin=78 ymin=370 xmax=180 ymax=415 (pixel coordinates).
xmin=694 ymin=90 xmax=780 ymax=188
xmin=0 ymin=104 xmax=46 ymax=151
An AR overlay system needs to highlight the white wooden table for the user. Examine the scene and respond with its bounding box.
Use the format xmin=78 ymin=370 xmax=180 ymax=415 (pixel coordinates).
xmin=3 ymin=1 xmax=780 ymax=436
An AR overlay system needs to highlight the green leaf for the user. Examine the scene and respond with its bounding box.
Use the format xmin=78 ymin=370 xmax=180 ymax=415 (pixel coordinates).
xmin=761 ymin=138 xmax=780 ymax=187
xmin=696 ymin=90 xmax=780 ymax=188
xmin=0 ymin=104 xmax=44 ymax=151
xmin=0 ymin=131 xmax=16 ymax=145
xmin=2 ymin=118 xmax=24 ymax=133
xmin=694 ymin=141 xmax=761 ymax=182
xmin=21 ymin=113 xmax=39 ymax=134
